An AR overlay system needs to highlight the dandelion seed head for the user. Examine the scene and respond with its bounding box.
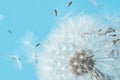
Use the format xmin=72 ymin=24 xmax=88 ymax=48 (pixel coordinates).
xmin=24 ymin=14 xmax=120 ymax=80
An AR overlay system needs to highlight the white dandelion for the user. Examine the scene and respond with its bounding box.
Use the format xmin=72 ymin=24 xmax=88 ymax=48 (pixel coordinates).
xmin=24 ymin=14 xmax=120 ymax=80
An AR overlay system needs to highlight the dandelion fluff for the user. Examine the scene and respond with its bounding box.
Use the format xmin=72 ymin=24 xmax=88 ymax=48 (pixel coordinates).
xmin=25 ymin=14 xmax=120 ymax=80
xmin=21 ymin=32 xmax=40 ymax=64
xmin=11 ymin=55 xmax=23 ymax=71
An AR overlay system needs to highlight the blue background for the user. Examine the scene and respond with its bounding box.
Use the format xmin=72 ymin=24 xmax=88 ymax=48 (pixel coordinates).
xmin=0 ymin=0 xmax=120 ymax=80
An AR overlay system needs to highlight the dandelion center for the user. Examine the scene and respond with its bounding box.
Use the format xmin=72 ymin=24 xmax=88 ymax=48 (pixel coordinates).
xmin=69 ymin=50 xmax=94 ymax=76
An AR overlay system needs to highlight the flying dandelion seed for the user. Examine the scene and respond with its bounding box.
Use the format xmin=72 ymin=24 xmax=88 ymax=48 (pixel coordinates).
xmin=54 ymin=9 xmax=57 ymax=16
xmin=67 ymin=1 xmax=73 ymax=7
xmin=29 ymin=14 xmax=120 ymax=80
xmin=10 ymin=55 xmax=23 ymax=71
xmin=27 ymin=50 xmax=39 ymax=64
xmin=32 ymin=53 xmax=38 ymax=64
xmin=35 ymin=43 xmax=40 ymax=47
xmin=22 ymin=32 xmax=36 ymax=46
xmin=0 ymin=54 xmax=23 ymax=71
xmin=22 ymin=33 xmax=39 ymax=64
xmin=8 ymin=29 xmax=12 ymax=34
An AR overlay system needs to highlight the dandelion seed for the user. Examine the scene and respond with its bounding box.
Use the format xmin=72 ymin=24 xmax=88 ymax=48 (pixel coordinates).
xmin=67 ymin=1 xmax=72 ymax=7
xmin=112 ymin=38 xmax=120 ymax=45
xmin=0 ymin=54 xmax=23 ymax=70
xmin=105 ymin=27 xmax=115 ymax=35
xmin=8 ymin=29 xmax=12 ymax=34
xmin=54 ymin=9 xmax=57 ymax=16
xmin=11 ymin=55 xmax=23 ymax=71
xmin=22 ymin=33 xmax=40 ymax=64
xmin=22 ymin=32 xmax=36 ymax=46
xmin=31 ymin=53 xmax=38 ymax=64
xmin=109 ymin=34 xmax=117 ymax=37
xmin=35 ymin=43 xmax=40 ymax=47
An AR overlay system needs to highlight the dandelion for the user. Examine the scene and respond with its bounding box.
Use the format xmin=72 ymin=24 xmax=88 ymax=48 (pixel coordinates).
xmin=24 ymin=14 xmax=120 ymax=80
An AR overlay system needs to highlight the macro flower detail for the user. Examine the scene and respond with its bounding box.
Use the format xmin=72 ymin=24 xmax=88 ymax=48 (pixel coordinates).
xmin=28 ymin=15 xmax=120 ymax=80
xmin=69 ymin=50 xmax=94 ymax=76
